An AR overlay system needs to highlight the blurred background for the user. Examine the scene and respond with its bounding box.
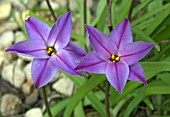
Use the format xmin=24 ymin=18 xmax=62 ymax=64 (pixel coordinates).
xmin=0 ymin=0 xmax=170 ymax=117
xmin=0 ymin=0 xmax=89 ymax=117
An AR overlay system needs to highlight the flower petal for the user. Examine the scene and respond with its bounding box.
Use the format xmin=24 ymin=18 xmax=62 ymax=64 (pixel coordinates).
xmin=5 ymin=39 xmax=49 ymax=59
xmin=47 ymin=12 xmax=72 ymax=50
xmin=50 ymin=49 xmax=82 ymax=76
xmin=106 ymin=60 xmax=129 ymax=94
xmin=25 ymin=17 xmax=50 ymax=42
xmin=119 ymin=42 xmax=155 ymax=65
xmin=85 ymin=25 xmax=117 ymax=60
xmin=64 ymin=41 xmax=86 ymax=62
xmin=129 ymin=63 xmax=147 ymax=85
xmin=75 ymin=51 xmax=106 ymax=74
xmin=109 ymin=19 xmax=132 ymax=48
xmin=32 ymin=58 xmax=58 ymax=88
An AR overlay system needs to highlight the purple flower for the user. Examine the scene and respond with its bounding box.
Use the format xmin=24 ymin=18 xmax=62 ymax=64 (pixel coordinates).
xmin=75 ymin=19 xmax=155 ymax=94
xmin=6 ymin=12 xmax=86 ymax=88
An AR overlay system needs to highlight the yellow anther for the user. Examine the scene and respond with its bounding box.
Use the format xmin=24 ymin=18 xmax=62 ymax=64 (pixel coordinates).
xmin=51 ymin=52 xmax=55 ymax=56
xmin=110 ymin=54 xmax=120 ymax=62
xmin=48 ymin=47 xmax=53 ymax=51
xmin=115 ymin=57 xmax=120 ymax=61
xmin=46 ymin=47 xmax=56 ymax=56
xmin=47 ymin=50 xmax=51 ymax=54
xmin=111 ymin=55 xmax=115 ymax=59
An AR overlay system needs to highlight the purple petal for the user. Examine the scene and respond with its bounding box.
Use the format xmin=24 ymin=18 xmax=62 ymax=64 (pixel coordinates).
xmin=119 ymin=42 xmax=155 ymax=65
xmin=32 ymin=58 xmax=58 ymax=88
xmin=106 ymin=60 xmax=129 ymax=94
xmin=25 ymin=17 xmax=50 ymax=42
xmin=85 ymin=25 xmax=117 ymax=60
xmin=64 ymin=41 xmax=86 ymax=62
xmin=75 ymin=51 xmax=106 ymax=74
xmin=5 ymin=39 xmax=49 ymax=59
xmin=50 ymin=49 xmax=82 ymax=76
xmin=47 ymin=12 xmax=72 ymax=50
xmin=129 ymin=63 xmax=147 ymax=85
xmin=109 ymin=19 xmax=132 ymax=48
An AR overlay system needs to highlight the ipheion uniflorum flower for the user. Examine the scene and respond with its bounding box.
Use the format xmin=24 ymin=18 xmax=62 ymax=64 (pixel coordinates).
xmin=6 ymin=12 xmax=86 ymax=88
xmin=75 ymin=19 xmax=155 ymax=94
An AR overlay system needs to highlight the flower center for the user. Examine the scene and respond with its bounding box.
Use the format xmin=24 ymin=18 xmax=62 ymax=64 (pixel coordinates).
xmin=47 ymin=47 xmax=56 ymax=56
xmin=110 ymin=54 xmax=120 ymax=62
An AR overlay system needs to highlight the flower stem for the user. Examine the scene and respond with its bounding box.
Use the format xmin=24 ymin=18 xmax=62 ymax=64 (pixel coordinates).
xmin=45 ymin=0 xmax=57 ymax=21
xmin=106 ymin=0 xmax=112 ymax=117
xmin=42 ymin=86 xmax=52 ymax=117
xmin=67 ymin=0 xmax=70 ymax=11
xmin=106 ymin=0 xmax=113 ymax=31
xmin=83 ymin=0 xmax=89 ymax=52
xmin=105 ymin=81 xmax=110 ymax=117
xmin=84 ymin=0 xmax=87 ymax=37
xmin=128 ymin=0 xmax=136 ymax=21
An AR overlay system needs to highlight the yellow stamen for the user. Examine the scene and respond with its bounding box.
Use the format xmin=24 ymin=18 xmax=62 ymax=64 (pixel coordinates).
xmin=47 ymin=50 xmax=51 ymax=54
xmin=48 ymin=47 xmax=53 ymax=51
xmin=115 ymin=57 xmax=120 ymax=61
xmin=46 ymin=47 xmax=56 ymax=56
xmin=51 ymin=52 xmax=55 ymax=56
xmin=110 ymin=54 xmax=120 ymax=62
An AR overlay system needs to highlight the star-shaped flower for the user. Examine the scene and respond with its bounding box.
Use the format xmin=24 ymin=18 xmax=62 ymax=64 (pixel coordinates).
xmin=6 ymin=12 xmax=86 ymax=88
xmin=75 ymin=19 xmax=155 ymax=93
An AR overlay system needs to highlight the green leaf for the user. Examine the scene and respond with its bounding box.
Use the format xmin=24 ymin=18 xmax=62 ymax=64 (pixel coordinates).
xmin=74 ymin=101 xmax=86 ymax=117
xmin=143 ymin=98 xmax=154 ymax=110
xmin=123 ymin=93 xmax=145 ymax=117
xmin=63 ymin=74 xmax=106 ymax=117
xmin=132 ymin=26 xmax=160 ymax=51
xmin=110 ymin=62 xmax=170 ymax=107
xmin=157 ymin=73 xmax=170 ymax=85
xmin=91 ymin=0 xmax=106 ymax=26
xmin=145 ymin=5 xmax=170 ymax=35
xmin=145 ymin=86 xmax=170 ymax=96
xmin=132 ymin=0 xmax=152 ymax=17
xmin=86 ymin=92 xmax=106 ymax=117
xmin=72 ymin=32 xmax=86 ymax=48
xmin=124 ymin=85 xmax=170 ymax=117
xmin=44 ymin=99 xmax=70 ymax=117
xmin=131 ymin=3 xmax=170 ymax=26
xmin=96 ymin=6 xmax=107 ymax=31
xmin=119 ymin=0 xmax=132 ymax=21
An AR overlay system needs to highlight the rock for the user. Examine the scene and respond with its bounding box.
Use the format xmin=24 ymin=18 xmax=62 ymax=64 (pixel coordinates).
xmin=52 ymin=76 xmax=74 ymax=96
xmin=0 ymin=2 xmax=12 ymax=21
xmin=55 ymin=0 xmax=66 ymax=7
xmin=69 ymin=0 xmax=78 ymax=11
xmin=22 ymin=79 xmax=34 ymax=94
xmin=0 ymin=51 xmax=17 ymax=68
xmin=6 ymin=0 xmax=26 ymax=11
xmin=2 ymin=59 xmax=26 ymax=88
xmin=0 ymin=31 xmax=14 ymax=51
xmin=27 ymin=0 xmax=37 ymax=9
xmin=22 ymin=62 xmax=34 ymax=94
xmin=40 ymin=0 xmax=59 ymax=9
xmin=15 ymin=31 xmax=26 ymax=43
xmin=24 ymin=62 xmax=32 ymax=80
xmin=19 ymin=55 xmax=33 ymax=62
xmin=87 ymin=0 xmax=93 ymax=8
xmin=25 ymin=108 xmax=43 ymax=117
xmin=1 ymin=63 xmax=13 ymax=83
xmin=25 ymin=90 xmax=39 ymax=106
xmin=0 ymin=94 xmax=22 ymax=116
xmin=0 ymin=20 xmax=18 ymax=34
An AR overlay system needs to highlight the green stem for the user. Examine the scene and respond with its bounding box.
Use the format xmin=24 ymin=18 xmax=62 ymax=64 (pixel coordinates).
xmin=105 ymin=81 xmax=111 ymax=117
xmin=106 ymin=0 xmax=112 ymax=116
xmin=42 ymin=86 xmax=52 ymax=117
xmin=45 ymin=0 xmax=57 ymax=21
xmin=128 ymin=0 xmax=136 ymax=21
